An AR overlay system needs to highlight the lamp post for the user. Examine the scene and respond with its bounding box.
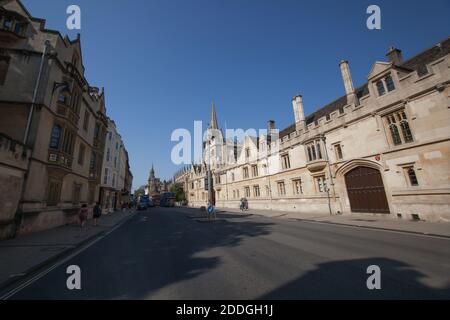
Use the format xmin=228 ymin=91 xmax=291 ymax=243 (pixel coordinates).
xmin=320 ymin=134 xmax=336 ymax=215
xmin=208 ymin=139 xmax=212 ymax=206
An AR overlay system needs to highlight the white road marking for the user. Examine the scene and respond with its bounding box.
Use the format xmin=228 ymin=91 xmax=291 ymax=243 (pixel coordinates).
xmin=0 ymin=215 xmax=134 ymax=300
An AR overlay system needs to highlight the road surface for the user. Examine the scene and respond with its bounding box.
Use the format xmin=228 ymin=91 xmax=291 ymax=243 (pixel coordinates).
xmin=4 ymin=207 xmax=450 ymax=299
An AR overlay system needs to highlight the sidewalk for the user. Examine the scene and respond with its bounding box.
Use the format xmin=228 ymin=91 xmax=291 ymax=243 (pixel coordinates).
xmin=217 ymin=207 xmax=450 ymax=238
xmin=0 ymin=209 xmax=135 ymax=291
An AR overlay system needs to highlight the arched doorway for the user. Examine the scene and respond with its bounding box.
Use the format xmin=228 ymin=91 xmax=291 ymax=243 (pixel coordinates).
xmin=344 ymin=166 xmax=390 ymax=214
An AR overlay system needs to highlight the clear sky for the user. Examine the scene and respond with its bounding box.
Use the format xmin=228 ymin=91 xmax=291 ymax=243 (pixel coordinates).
xmin=22 ymin=0 xmax=450 ymax=190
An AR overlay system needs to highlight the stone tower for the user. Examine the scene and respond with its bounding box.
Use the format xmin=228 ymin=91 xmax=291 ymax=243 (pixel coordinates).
xmin=148 ymin=164 xmax=159 ymax=195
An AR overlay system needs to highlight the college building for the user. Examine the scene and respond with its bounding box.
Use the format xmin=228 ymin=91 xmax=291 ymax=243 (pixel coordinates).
xmin=0 ymin=0 xmax=132 ymax=239
xmin=175 ymin=37 xmax=450 ymax=222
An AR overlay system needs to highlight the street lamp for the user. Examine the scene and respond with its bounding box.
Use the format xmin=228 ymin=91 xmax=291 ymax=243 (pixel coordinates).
xmin=320 ymin=134 xmax=336 ymax=215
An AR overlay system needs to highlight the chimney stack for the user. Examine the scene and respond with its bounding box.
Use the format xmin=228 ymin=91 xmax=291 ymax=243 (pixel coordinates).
xmin=339 ymin=60 xmax=355 ymax=96
xmin=339 ymin=60 xmax=359 ymax=106
xmin=267 ymin=120 xmax=275 ymax=132
xmin=386 ymin=46 xmax=403 ymax=65
xmin=292 ymin=95 xmax=305 ymax=128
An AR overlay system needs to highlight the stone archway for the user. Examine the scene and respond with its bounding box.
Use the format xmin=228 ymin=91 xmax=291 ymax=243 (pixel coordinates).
xmin=344 ymin=166 xmax=390 ymax=213
xmin=335 ymin=159 xmax=391 ymax=215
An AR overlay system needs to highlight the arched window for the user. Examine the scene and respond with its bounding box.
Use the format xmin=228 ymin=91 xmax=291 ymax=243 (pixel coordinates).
xmin=307 ymin=146 xmax=312 ymax=162
xmin=49 ymin=125 xmax=62 ymax=149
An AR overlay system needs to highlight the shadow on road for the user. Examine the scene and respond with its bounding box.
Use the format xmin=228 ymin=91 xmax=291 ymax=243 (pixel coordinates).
xmin=52 ymin=208 xmax=274 ymax=299
xmin=259 ymin=257 xmax=450 ymax=299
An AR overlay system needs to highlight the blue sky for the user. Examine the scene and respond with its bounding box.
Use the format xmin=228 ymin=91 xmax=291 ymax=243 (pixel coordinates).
xmin=22 ymin=0 xmax=450 ymax=190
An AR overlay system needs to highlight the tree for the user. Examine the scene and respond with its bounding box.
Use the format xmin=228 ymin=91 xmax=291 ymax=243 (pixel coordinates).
xmin=170 ymin=183 xmax=186 ymax=202
xmin=134 ymin=185 xmax=146 ymax=200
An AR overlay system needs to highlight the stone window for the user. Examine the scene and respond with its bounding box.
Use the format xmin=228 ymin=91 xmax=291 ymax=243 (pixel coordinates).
xmin=58 ymin=88 xmax=71 ymax=106
xmin=385 ymin=110 xmax=414 ymax=146
xmin=265 ymin=185 xmax=270 ymax=196
xmin=334 ymin=144 xmax=343 ymax=160
xmin=252 ymin=165 xmax=258 ymax=177
xmin=385 ymin=75 xmax=396 ymax=92
xmin=376 ymin=74 xmax=396 ymax=97
xmin=3 ymin=17 xmax=13 ymax=30
xmin=293 ymin=179 xmax=303 ymax=195
xmin=106 ymin=148 xmax=111 ymax=162
xmin=253 ymin=185 xmax=260 ymax=197
xmin=281 ymin=153 xmax=291 ymax=170
xmin=277 ymin=181 xmax=286 ymax=196
xmin=243 ymin=167 xmax=249 ymax=179
xmin=315 ymin=175 xmax=327 ymax=193
xmin=231 ymin=172 xmax=235 ymax=182
xmin=14 ymin=22 xmax=26 ymax=35
xmin=245 ymin=186 xmax=250 ymax=198
xmin=404 ymin=166 xmax=419 ymax=187
xmin=62 ymin=130 xmax=75 ymax=155
xmin=49 ymin=124 xmax=62 ymax=149
xmin=306 ymin=140 xmax=323 ymax=162
xmin=245 ymin=147 xmax=250 ymax=159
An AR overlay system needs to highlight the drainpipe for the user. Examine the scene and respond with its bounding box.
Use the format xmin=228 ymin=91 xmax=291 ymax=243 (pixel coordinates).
xmin=14 ymin=40 xmax=51 ymax=238
xmin=23 ymin=40 xmax=51 ymax=145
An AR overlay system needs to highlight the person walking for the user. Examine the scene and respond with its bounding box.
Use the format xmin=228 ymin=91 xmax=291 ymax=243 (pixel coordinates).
xmin=79 ymin=204 xmax=89 ymax=228
xmin=93 ymin=202 xmax=102 ymax=226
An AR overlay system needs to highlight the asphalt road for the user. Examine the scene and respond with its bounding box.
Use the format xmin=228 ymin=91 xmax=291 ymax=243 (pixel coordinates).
xmin=5 ymin=207 xmax=450 ymax=299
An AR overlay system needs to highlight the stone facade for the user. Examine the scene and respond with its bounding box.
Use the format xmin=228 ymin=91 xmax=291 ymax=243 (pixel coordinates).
xmin=0 ymin=0 xmax=131 ymax=238
xmin=176 ymin=38 xmax=450 ymax=222
xmin=99 ymin=118 xmax=123 ymax=213
xmin=145 ymin=165 xmax=169 ymax=196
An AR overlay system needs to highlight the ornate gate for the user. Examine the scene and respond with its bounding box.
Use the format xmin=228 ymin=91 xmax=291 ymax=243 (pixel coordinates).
xmin=344 ymin=166 xmax=390 ymax=214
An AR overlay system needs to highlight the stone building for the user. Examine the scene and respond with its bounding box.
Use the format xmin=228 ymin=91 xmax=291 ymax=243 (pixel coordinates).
xmin=145 ymin=165 xmax=170 ymax=196
xmin=0 ymin=0 xmax=123 ymax=238
xmin=121 ymin=150 xmax=133 ymax=204
xmin=177 ymin=37 xmax=450 ymax=222
xmin=99 ymin=118 xmax=128 ymax=213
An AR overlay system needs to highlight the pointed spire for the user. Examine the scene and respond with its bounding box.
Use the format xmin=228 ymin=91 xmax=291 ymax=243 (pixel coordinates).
xmin=209 ymin=101 xmax=218 ymax=130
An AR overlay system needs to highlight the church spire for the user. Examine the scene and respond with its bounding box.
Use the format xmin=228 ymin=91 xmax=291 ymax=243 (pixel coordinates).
xmin=209 ymin=101 xmax=218 ymax=130
xmin=150 ymin=163 xmax=155 ymax=179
